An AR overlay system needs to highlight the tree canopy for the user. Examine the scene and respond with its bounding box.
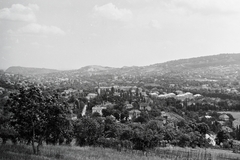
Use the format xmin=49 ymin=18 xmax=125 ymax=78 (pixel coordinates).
xmin=5 ymin=85 xmax=72 ymax=154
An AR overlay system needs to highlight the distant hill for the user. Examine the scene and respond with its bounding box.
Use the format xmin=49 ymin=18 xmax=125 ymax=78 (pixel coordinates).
xmin=5 ymin=66 xmax=59 ymax=75
xmin=95 ymin=53 xmax=240 ymax=78
xmin=151 ymin=53 xmax=240 ymax=70
xmin=141 ymin=54 xmax=240 ymax=73
xmin=5 ymin=53 xmax=240 ymax=80
xmin=77 ymin=65 xmax=115 ymax=73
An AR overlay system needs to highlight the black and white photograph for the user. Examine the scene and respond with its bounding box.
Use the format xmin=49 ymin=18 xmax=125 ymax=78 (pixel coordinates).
xmin=1 ymin=0 xmax=240 ymax=159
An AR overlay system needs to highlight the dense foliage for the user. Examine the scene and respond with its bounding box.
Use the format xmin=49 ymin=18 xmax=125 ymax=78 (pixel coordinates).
xmin=0 ymin=81 xmax=239 ymax=154
xmin=2 ymin=85 xmax=72 ymax=154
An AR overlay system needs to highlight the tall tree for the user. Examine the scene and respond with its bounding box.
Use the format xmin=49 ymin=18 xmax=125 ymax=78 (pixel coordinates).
xmin=6 ymin=85 xmax=71 ymax=154
xmin=74 ymin=117 xmax=102 ymax=146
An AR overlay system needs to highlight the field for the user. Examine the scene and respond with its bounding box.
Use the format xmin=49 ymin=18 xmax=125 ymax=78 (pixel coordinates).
xmin=219 ymin=112 xmax=240 ymax=120
xmin=1 ymin=144 xmax=240 ymax=160
xmin=219 ymin=111 xmax=240 ymax=127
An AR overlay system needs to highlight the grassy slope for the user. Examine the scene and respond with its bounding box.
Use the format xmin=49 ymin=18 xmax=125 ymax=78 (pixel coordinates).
xmin=1 ymin=144 xmax=240 ymax=160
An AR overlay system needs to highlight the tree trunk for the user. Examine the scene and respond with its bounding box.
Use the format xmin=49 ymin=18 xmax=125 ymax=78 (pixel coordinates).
xmin=32 ymin=121 xmax=36 ymax=154
xmin=37 ymin=137 xmax=43 ymax=155
xmin=37 ymin=143 xmax=40 ymax=155
xmin=32 ymin=135 xmax=36 ymax=154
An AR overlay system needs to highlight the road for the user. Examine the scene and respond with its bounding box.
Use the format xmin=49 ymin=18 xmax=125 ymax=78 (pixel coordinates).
xmin=81 ymin=105 xmax=87 ymax=116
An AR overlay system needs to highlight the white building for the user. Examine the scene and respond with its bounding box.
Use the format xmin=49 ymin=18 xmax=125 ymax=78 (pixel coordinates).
xmin=129 ymin=109 xmax=141 ymax=120
xmin=92 ymin=105 xmax=107 ymax=116
xmin=205 ymin=134 xmax=216 ymax=146
xmin=86 ymin=93 xmax=98 ymax=100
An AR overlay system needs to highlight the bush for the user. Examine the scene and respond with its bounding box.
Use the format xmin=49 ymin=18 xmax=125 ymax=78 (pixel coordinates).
xmin=223 ymin=141 xmax=231 ymax=149
xmin=178 ymin=134 xmax=190 ymax=147
xmin=74 ymin=117 xmax=102 ymax=146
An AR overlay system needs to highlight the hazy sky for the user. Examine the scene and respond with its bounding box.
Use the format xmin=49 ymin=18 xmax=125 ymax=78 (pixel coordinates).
xmin=1 ymin=0 xmax=240 ymax=70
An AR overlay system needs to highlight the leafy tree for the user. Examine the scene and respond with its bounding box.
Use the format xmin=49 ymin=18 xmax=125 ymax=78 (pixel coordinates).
xmin=68 ymin=95 xmax=76 ymax=103
xmin=145 ymin=120 xmax=164 ymax=132
xmin=131 ymin=125 xmax=145 ymax=150
xmin=102 ymin=108 xmax=112 ymax=117
xmin=74 ymin=117 xmax=102 ymax=146
xmin=211 ymin=121 xmax=222 ymax=133
xmin=92 ymin=112 xmax=101 ymax=118
xmin=140 ymin=111 xmax=149 ymax=121
xmin=111 ymin=86 xmax=115 ymax=95
xmin=132 ymin=102 xmax=139 ymax=109
xmin=188 ymin=131 xmax=206 ymax=148
xmin=120 ymin=126 xmax=133 ymax=141
xmin=5 ymin=85 xmax=71 ymax=154
xmin=216 ymin=130 xmax=230 ymax=145
xmin=0 ymin=111 xmax=18 ymax=144
xmin=120 ymin=110 xmax=129 ymax=122
xmin=104 ymin=116 xmax=119 ymax=138
xmin=178 ymin=133 xmax=191 ymax=147
xmin=133 ymin=116 xmax=148 ymax=124
xmin=113 ymin=112 xmax=120 ymax=120
xmin=45 ymin=102 xmax=72 ymax=145
xmin=148 ymin=109 xmax=161 ymax=118
xmin=177 ymin=120 xmax=187 ymax=128
xmin=235 ymin=125 xmax=240 ymax=140
xmin=164 ymin=129 xmax=175 ymax=141
xmin=197 ymin=123 xmax=209 ymax=135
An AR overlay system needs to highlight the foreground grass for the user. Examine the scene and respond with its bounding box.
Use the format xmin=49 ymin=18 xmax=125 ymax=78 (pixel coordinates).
xmin=1 ymin=144 xmax=240 ymax=160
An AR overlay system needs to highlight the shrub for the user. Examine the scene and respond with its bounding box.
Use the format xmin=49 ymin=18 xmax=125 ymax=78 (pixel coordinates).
xmin=178 ymin=134 xmax=190 ymax=147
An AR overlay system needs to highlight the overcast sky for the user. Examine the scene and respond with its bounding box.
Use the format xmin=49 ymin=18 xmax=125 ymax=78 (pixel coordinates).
xmin=1 ymin=0 xmax=240 ymax=70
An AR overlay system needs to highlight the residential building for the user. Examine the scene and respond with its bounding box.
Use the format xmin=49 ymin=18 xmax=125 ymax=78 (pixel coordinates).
xmin=129 ymin=109 xmax=141 ymax=120
xmin=219 ymin=114 xmax=229 ymax=121
xmin=92 ymin=105 xmax=107 ymax=116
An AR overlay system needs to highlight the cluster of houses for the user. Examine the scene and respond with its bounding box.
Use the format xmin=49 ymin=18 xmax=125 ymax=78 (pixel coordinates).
xmin=87 ymin=86 xmax=143 ymax=100
xmin=149 ymin=91 xmax=202 ymax=101
xmin=88 ymin=87 xmax=205 ymax=122
xmin=57 ymin=85 xmax=238 ymax=146
xmin=91 ymin=101 xmax=151 ymax=120
xmin=195 ymin=112 xmax=236 ymax=147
